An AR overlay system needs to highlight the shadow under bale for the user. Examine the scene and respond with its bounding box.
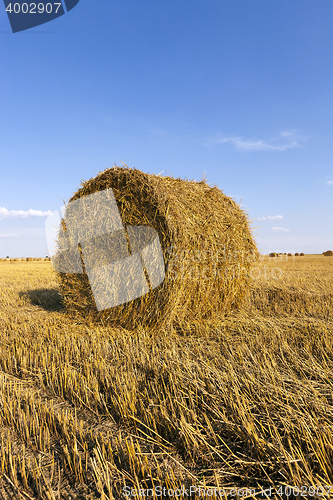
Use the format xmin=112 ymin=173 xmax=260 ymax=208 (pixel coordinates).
xmin=19 ymin=289 xmax=65 ymax=312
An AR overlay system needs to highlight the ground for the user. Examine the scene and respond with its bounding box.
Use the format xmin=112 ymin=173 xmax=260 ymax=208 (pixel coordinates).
xmin=0 ymin=255 xmax=332 ymax=499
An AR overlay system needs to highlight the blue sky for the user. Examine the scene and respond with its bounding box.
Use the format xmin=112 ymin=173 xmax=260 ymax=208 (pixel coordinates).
xmin=0 ymin=0 xmax=332 ymax=257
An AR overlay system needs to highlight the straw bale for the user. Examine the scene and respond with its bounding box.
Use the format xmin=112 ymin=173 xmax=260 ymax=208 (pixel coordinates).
xmin=300 ymin=253 xmax=305 ymax=256
xmin=323 ymin=250 xmax=333 ymax=256
xmin=288 ymin=253 xmax=292 ymax=256
xmin=56 ymin=166 xmax=259 ymax=329
xmin=295 ymin=253 xmax=299 ymax=256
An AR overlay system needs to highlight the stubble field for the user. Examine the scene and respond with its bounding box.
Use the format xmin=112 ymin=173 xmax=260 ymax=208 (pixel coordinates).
xmin=0 ymin=255 xmax=332 ymax=499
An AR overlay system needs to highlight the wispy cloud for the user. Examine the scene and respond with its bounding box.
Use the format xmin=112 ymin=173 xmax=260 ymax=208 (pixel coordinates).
xmin=256 ymin=215 xmax=283 ymax=221
xmin=208 ymin=130 xmax=306 ymax=152
xmin=0 ymin=207 xmax=53 ymax=220
xmin=327 ymin=180 xmax=333 ymax=186
xmin=272 ymin=227 xmax=290 ymax=232
xmin=0 ymin=233 xmax=18 ymax=238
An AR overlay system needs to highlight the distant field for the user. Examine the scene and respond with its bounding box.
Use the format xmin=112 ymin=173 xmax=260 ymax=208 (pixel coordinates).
xmin=0 ymin=256 xmax=332 ymax=499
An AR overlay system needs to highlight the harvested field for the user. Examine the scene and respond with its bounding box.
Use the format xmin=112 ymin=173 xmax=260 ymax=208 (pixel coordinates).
xmin=0 ymin=255 xmax=332 ymax=498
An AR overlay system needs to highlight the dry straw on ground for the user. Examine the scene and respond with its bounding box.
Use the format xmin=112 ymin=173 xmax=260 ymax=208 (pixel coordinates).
xmin=0 ymin=256 xmax=333 ymax=498
xmin=56 ymin=166 xmax=258 ymax=330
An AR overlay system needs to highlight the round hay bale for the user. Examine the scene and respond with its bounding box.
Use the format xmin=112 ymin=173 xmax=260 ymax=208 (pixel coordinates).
xmin=269 ymin=253 xmax=276 ymax=257
xmin=26 ymin=257 xmax=33 ymax=261
xmin=288 ymin=253 xmax=292 ymax=256
xmin=300 ymin=252 xmax=305 ymax=256
xmin=295 ymin=253 xmax=299 ymax=256
xmin=323 ymin=250 xmax=333 ymax=256
xmin=55 ymin=166 xmax=259 ymax=329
